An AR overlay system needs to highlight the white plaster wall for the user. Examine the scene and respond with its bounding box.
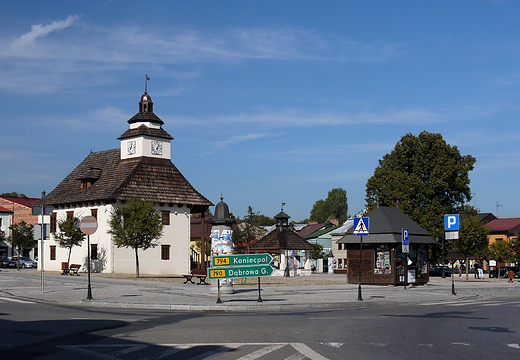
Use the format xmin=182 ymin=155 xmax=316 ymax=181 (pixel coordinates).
xmin=41 ymin=204 xmax=191 ymax=275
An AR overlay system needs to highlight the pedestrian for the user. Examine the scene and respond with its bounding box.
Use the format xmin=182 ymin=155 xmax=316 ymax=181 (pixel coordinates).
xmin=478 ymin=263 xmax=484 ymax=279
xmin=474 ymin=262 xmax=479 ymax=279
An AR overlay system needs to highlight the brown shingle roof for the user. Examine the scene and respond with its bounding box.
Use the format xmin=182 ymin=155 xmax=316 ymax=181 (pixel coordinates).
xmin=127 ymin=111 xmax=164 ymax=125
xmin=35 ymin=149 xmax=213 ymax=210
xmin=249 ymin=227 xmax=315 ymax=251
xmin=118 ymin=124 xmax=173 ymax=140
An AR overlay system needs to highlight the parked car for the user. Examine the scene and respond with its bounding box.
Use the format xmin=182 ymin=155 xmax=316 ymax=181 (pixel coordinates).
xmin=11 ymin=256 xmax=37 ymax=268
xmin=0 ymin=256 xmax=17 ymax=268
xmin=429 ymin=266 xmax=453 ymax=277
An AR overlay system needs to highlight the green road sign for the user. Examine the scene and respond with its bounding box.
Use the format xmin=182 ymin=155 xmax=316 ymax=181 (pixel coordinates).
xmin=208 ymin=265 xmax=273 ymax=279
xmin=212 ymin=253 xmax=273 ymax=267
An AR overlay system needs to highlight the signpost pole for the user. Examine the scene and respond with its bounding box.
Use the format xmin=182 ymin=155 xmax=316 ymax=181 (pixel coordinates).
xmin=40 ymin=205 xmax=44 ymax=294
xmin=445 ymin=214 xmax=459 ymax=296
xmin=87 ymin=234 xmax=93 ymax=300
xmin=358 ymin=235 xmax=363 ymax=301
xmin=451 ymin=238 xmax=456 ymax=295
xmin=257 ymin=277 xmax=262 ymax=302
xmin=216 ymin=279 xmax=222 ymax=304
xmin=79 ymin=216 xmax=97 ymax=300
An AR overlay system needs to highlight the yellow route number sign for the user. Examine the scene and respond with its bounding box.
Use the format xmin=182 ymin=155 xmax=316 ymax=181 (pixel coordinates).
xmin=209 ymin=269 xmax=226 ymax=278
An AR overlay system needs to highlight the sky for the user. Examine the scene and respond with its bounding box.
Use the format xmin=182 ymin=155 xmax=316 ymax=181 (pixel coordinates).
xmin=1 ymin=1 xmax=520 ymax=222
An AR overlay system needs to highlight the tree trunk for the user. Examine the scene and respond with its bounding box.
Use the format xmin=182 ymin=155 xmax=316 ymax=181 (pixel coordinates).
xmin=135 ymin=247 xmax=140 ymax=278
xmin=67 ymin=247 xmax=72 ymax=268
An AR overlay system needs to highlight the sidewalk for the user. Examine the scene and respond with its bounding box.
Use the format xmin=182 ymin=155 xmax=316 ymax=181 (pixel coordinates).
xmin=1 ymin=270 xmax=520 ymax=312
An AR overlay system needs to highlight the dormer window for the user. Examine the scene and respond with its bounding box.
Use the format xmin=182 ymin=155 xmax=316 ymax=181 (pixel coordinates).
xmin=77 ymin=167 xmax=102 ymax=191
xmin=80 ymin=180 xmax=92 ymax=190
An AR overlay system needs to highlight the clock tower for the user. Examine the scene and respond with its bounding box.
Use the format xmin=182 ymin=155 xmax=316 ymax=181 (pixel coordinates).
xmin=118 ymin=89 xmax=173 ymax=161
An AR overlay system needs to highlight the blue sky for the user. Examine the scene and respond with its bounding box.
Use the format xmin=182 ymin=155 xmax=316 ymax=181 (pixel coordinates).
xmin=1 ymin=1 xmax=520 ymax=221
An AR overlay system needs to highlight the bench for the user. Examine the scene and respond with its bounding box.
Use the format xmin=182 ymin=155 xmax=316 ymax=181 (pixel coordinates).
xmin=62 ymin=264 xmax=81 ymax=276
xmin=182 ymin=269 xmax=208 ymax=285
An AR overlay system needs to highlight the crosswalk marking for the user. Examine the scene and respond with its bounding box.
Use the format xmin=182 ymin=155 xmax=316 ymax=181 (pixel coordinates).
xmin=56 ymin=343 xmax=331 ymax=360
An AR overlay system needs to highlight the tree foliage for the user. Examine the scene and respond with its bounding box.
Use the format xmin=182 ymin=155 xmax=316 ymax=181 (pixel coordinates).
xmin=232 ymin=206 xmax=265 ymax=254
xmin=309 ymin=243 xmax=324 ymax=260
xmin=7 ymin=221 xmax=36 ymax=269
xmin=107 ymin=198 xmax=163 ymax=277
xmin=0 ymin=192 xmax=28 ymax=198
xmin=488 ymin=240 xmax=516 ymax=277
xmin=365 ymin=131 xmax=476 ymax=238
xmin=310 ymin=188 xmax=348 ymax=224
xmin=454 ymin=206 xmax=489 ymax=259
xmin=54 ymin=216 xmax=85 ymax=267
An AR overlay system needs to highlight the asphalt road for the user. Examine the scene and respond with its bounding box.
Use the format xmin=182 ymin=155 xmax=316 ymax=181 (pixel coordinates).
xmin=2 ymin=295 xmax=520 ymax=359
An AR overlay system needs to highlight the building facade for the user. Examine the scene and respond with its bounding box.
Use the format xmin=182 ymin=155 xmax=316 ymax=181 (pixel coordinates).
xmin=35 ymin=90 xmax=212 ymax=275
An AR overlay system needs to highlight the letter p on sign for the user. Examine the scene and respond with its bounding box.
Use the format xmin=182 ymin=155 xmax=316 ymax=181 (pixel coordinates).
xmin=444 ymin=214 xmax=459 ymax=230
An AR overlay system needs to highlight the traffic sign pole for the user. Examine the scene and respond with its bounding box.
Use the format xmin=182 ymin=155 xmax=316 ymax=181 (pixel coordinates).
xmin=353 ymin=217 xmax=369 ymax=301
xmin=444 ymin=214 xmax=458 ymax=296
xmin=80 ymin=216 xmax=98 ymax=300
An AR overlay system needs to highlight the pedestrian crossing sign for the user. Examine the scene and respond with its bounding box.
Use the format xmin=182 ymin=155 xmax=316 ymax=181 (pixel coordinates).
xmin=353 ymin=217 xmax=369 ymax=236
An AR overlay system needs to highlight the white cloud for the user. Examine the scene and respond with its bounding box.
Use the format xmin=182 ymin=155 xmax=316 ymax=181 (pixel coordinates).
xmin=214 ymin=132 xmax=274 ymax=148
xmin=9 ymin=15 xmax=80 ymax=52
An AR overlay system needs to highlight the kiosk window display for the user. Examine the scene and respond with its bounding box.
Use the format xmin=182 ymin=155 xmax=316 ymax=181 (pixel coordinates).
xmin=374 ymin=245 xmax=392 ymax=275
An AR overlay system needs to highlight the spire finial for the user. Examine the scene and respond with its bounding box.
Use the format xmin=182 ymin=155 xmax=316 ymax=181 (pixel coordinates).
xmin=220 ymin=192 xmax=223 ymax=201
xmin=281 ymin=202 xmax=286 ymax=211
xmin=144 ymin=74 xmax=150 ymax=94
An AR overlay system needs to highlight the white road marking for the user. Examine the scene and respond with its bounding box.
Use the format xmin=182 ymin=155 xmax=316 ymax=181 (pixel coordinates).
xmin=57 ymin=343 xmax=331 ymax=360
xmin=318 ymin=342 xmax=344 ymax=348
xmin=236 ymin=344 xmax=286 ymax=360
xmin=505 ymin=343 xmax=520 ymax=349
xmin=0 ymin=296 xmax=35 ymax=304
xmin=291 ymin=343 xmax=329 ymax=360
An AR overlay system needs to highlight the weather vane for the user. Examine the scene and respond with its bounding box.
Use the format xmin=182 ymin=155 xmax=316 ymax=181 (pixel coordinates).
xmin=281 ymin=202 xmax=286 ymax=211
xmin=144 ymin=74 xmax=150 ymax=93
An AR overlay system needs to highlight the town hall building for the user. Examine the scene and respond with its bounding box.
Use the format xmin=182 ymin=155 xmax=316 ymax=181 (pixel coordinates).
xmin=35 ymin=89 xmax=213 ymax=275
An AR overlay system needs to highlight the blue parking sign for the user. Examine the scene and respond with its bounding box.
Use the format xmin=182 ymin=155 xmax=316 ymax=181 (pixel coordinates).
xmin=402 ymin=228 xmax=409 ymax=245
xmin=444 ymin=214 xmax=459 ymax=230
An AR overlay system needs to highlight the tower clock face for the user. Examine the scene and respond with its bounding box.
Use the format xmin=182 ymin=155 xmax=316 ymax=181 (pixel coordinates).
xmin=151 ymin=140 xmax=162 ymax=155
xmin=127 ymin=141 xmax=136 ymax=155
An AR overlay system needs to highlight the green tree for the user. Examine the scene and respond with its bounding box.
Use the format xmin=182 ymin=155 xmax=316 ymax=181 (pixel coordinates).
xmin=310 ymin=188 xmax=348 ymax=224
xmin=488 ymin=240 xmax=516 ymax=278
xmin=365 ymin=131 xmax=476 ymax=240
xmin=511 ymin=235 xmax=520 ymax=263
xmin=309 ymin=243 xmax=324 ymax=260
xmin=1 ymin=192 xmax=27 ymax=198
xmin=8 ymin=221 xmax=36 ymax=270
xmin=54 ymin=216 xmax=85 ymax=268
xmin=453 ymin=206 xmax=489 ymax=279
xmin=107 ymin=198 xmax=164 ymax=277
xmin=196 ymin=236 xmax=211 ymax=258
xmin=233 ymin=206 xmax=262 ymax=254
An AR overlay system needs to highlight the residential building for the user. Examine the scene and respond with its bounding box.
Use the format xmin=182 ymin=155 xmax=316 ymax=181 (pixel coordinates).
xmin=0 ymin=196 xmax=40 ymax=258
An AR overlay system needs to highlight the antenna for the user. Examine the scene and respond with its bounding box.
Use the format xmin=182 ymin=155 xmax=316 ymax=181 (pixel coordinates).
xmin=496 ymin=201 xmax=502 ymax=218
xmin=144 ymin=74 xmax=150 ymax=93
